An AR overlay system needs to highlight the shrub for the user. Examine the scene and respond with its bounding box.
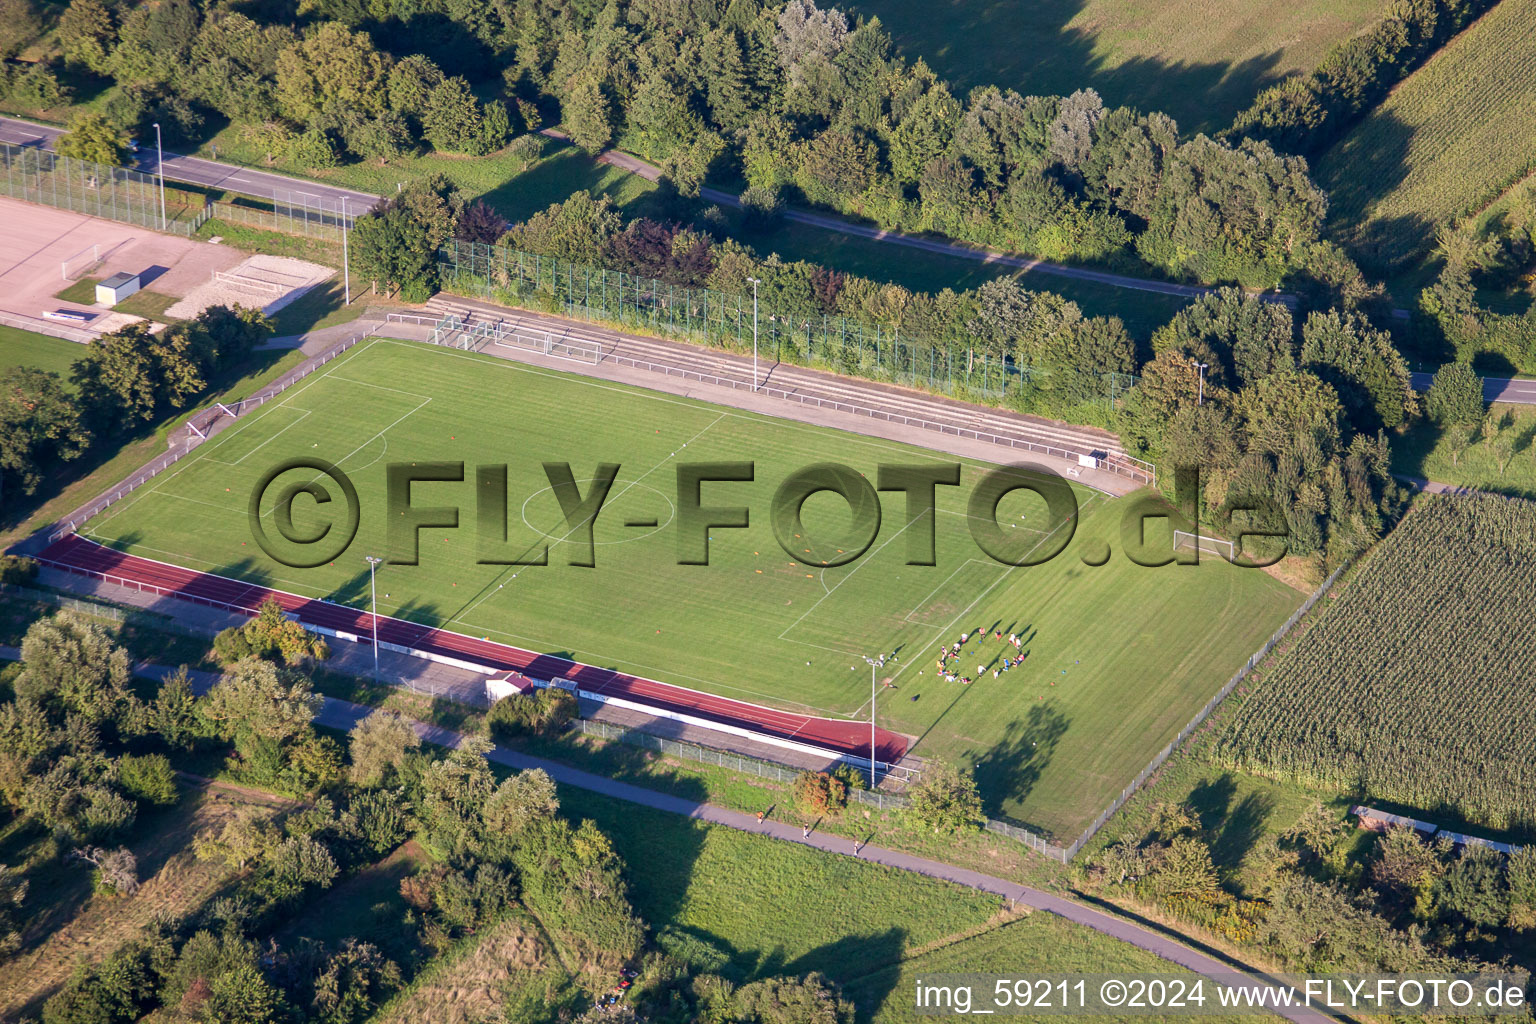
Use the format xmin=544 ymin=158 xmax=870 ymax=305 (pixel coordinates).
xmin=0 ymin=555 xmax=38 ymax=584
xmin=116 ymin=753 xmax=177 ymax=805
xmin=793 ymin=770 xmax=847 ymax=816
xmin=903 ymin=758 xmax=983 ymax=835
xmin=1424 ymin=362 xmax=1485 ymax=425
xmin=486 ymin=687 xmax=578 ymax=740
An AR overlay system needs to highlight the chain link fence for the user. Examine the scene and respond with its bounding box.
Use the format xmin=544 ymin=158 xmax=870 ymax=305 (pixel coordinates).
xmin=570 ymin=716 xmax=1068 ymax=861
xmin=211 ymin=189 xmax=361 ymax=243
xmin=0 ymin=581 xmax=202 ymax=637
xmin=0 ymin=142 xmax=211 ymax=235
xmin=437 ymin=239 xmax=1139 ymax=414
xmin=1062 ymin=560 xmax=1351 ymax=861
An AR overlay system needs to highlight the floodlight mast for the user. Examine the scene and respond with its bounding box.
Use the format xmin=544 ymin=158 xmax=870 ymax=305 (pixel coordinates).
xmin=861 ymin=653 xmax=887 ymax=787
xmin=365 ymin=555 xmax=383 ymax=679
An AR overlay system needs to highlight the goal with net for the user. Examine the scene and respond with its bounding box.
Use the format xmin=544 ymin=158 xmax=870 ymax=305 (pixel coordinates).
xmin=1172 ymin=529 xmax=1236 ymax=562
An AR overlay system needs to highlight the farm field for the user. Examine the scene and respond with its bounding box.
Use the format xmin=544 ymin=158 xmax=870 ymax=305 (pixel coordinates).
xmin=850 ymin=0 xmax=1390 ymax=133
xmin=83 ymin=337 xmax=1300 ymax=838
xmin=1214 ymin=493 xmax=1536 ymax=832
xmin=1315 ymin=0 xmax=1536 ymax=270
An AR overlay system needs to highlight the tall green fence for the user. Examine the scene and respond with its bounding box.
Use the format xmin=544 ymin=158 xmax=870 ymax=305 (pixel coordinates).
xmin=0 ymin=142 xmax=209 ymax=236
xmin=438 ymin=239 xmax=1137 ymax=412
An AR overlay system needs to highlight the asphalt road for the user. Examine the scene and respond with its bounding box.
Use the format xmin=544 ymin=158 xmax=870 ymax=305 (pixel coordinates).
xmin=1410 ymin=371 xmax=1536 ymax=404
xmin=0 ymin=115 xmax=380 ymax=216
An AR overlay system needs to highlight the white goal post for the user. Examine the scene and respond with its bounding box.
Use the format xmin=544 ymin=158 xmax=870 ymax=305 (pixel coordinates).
xmin=61 ymin=244 xmax=102 ymax=281
xmin=1173 ymin=529 xmax=1236 ymax=561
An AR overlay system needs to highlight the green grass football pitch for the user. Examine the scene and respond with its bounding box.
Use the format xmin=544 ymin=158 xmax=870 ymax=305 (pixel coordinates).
xmin=88 ymin=338 xmax=1301 ymax=838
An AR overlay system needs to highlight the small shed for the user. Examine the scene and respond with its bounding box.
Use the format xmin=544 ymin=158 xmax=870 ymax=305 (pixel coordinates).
xmin=95 ymin=272 xmax=140 ymax=306
xmin=485 ymin=671 xmax=531 ymax=705
xmin=1352 ymin=805 xmax=1437 ymax=835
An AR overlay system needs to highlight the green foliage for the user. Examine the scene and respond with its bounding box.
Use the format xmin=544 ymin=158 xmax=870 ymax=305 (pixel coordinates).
xmin=41 ymin=935 xmax=170 ymax=1024
xmin=485 ymin=687 xmax=577 ymax=740
xmin=116 ymin=753 xmax=177 ymax=806
xmin=213 ymin=599 xmax=330 ymax=666
xmin=904 ymin=757 xmax=983 ymax=834
xmin=71 ymin=309 xmax=271 ymax=428
xmin=1424 ymin=362 xmax=1487 ymax=426
xmin=193 ymin=805 xmax=280 ymax=870
xmin=346 ymin=709 xmax=420 ymax=787
xmin=1313 ymin=0 xmax=1534 ymax=268
xmin=58 ymin=0 xmax=117 ymax=72
xmin=199 ymin=658 xmax=321 ymax=746
xmin=0 ymin=367 xmax=90 ymax=499
xmin=792 ymin=770 xmax=848 ymax=817
xmin=148 ymin=668 xmax=202 ymax=750
xmin=0 ymin=863 xmax=26 ymax=960
xmin=55 ymin=112 xmax=131 ymax=166
xmin=1216 ymin=494 xmax=1536 ymax=830
xmin=307 ymin=939 xmax=400 ymax=1024
xmin=14 ymin=611 xmax=133 ymax=727
xmin=1229 ymin=0 xmax=1498 ymax=155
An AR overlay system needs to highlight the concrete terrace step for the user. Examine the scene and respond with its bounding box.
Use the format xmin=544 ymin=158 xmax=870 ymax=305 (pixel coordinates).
xmin=419 ymin=295 xmax=1137 ymax=468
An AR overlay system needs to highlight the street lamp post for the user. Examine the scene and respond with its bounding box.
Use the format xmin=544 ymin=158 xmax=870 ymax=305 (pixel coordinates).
xmin=341 ymin=196 xmax=350 ymax=305
xmin=365 ymin=556 xmax=383 ymax=680
xmin=152 ymin=123 xmax=166 ymax=231
xmin=1191 ymin=360 xmax=1208 ymax=406
xmin=746 ymin=276 xmax=761 ymax=390
xmin=861 ymin=653 xmax=886 ymax=788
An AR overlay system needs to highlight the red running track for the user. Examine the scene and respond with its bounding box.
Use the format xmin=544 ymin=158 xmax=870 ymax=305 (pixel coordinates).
xmin=38 ymin=535 xmax=910 ymax=765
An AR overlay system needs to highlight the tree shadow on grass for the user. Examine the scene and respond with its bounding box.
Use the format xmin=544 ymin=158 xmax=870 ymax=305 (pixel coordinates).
xmin=851 ymin=0 xmax=1294 ymax=133
xmin=969 ymin=702 xmax=1070 ymax=825
xmin=1187 ymin=772 xmax=1275 ymax=877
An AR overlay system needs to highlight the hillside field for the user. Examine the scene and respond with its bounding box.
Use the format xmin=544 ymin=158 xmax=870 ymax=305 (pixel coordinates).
xmin=83 ymin=337 xmax=1299 ymax=838
xmin=1214 ymin=493 xmax=1536 ymax=832
xmin=1316 ymin=0 xmax=1536 ymax=270
xmin=851 ymin=0 xmax=1390 ymax=132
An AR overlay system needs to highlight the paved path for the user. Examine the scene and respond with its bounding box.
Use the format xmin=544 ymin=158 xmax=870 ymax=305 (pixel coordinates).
xmin=1410 ymin=370 xmax=1536 ymax=405
xmin=542 ymin=128 xmax=1283 ymax=307
xmin=0 ymin=637 xmax=1320 ymax=1022
xmin=0 ymin=116 xmax=379 ymax=216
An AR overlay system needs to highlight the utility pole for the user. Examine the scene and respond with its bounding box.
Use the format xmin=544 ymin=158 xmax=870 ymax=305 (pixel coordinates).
xmin=861 ymin=653 xmax=886 ymax=788
xmin=365 ymin=555 xmax=383 ymax=680
xmin=1191 ymin=360 xmax=1208 ymax=406
xmin=341 ymin=195 xmax=350 ymax=304
xmin=747 ymin=276 xmax=761 ymax=390
xmin=152 ymin=123 xmax=166 ymax=231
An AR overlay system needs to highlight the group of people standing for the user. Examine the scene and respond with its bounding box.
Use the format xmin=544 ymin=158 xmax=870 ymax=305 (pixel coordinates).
xmin=932 ymin=628 xmax=1027 ymax=684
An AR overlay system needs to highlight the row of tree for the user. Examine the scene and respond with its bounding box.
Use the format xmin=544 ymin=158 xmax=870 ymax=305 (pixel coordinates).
xmin=18 ymin=0 xmax=1370 ymax=291
xmin=1228 ymin=0 xmax=1501 ymax=155
xmin=0 ymin=303 xmax=269 ymax=508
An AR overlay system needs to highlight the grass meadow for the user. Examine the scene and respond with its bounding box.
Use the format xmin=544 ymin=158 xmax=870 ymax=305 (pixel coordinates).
xmin=0 ymin=325 xmax=85 ymax=381
xmin=1316 ymin=0 xmax=1536 ymax=270
xmin=849 ymin=0 xmax=1390 ymax=133
xmin=1392 ymin=403 xmax=1536 ymax=499
xmin=84 ymin=337 xmax=1300 ymax=837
